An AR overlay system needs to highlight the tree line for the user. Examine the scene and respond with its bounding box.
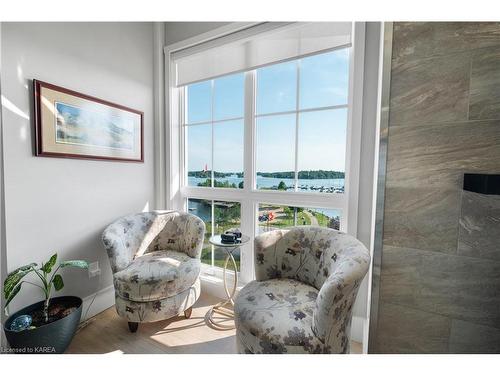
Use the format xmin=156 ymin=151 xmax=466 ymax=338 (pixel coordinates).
xmin=188 ymin=170 xmax=344 ymax=179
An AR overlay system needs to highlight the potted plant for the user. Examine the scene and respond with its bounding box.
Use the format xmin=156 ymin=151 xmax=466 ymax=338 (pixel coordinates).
xmin=3 ymin=253 xmax=88 ymax=353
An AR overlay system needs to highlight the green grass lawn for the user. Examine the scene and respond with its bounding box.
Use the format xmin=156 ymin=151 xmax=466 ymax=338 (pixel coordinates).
xmin=200 ymin=244 xmax=240 ymax=271
xmin=257 ymin=207 xmax=339 ymax=233
xmin=258 ymin=209 xmax=311 ymax=230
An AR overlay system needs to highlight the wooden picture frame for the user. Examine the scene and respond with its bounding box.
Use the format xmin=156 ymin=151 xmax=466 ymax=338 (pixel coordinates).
xmin=33 ymin=79 xmax=144 ymax=162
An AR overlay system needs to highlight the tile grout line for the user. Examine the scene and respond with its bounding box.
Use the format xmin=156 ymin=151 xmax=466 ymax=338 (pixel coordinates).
xmin=392 ymin=43 xmax=500 ymax=67
xmin=381 ymin=243 xmax=500 ymax=265
xmin=389 ymin=116 xmax=500 ymax=129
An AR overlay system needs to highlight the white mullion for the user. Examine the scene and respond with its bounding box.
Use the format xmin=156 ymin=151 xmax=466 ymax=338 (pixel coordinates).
xmin=211 ymin=199 xmax=215 ymax=268
xmin=343 ymin=22 xmax=365 ymax=235
xmin=186 ymin=115 xmax=244 ymax=127
xmin=173 ymin=85 xmax=184 ymax=211
xmin=168 ymin=57 xmax=183 ymax=211
xmin=210 ymin=80 xmax=215 ymax=189
xmin=244 ymin=71 xmax=256 ymax=192
xmin=210 ymin=78 xmax=216 ymax=268
xmin=240 ymin=199 xmax=255 ymax=283
xmin=182 ymin=186 xmax=347 ymax=212
xmin=180 ymin=87 xmax=186 ymax=198
xmin=255 ymin=104 xmax=348 ymax=119
xmin=240 ymin=70 xmax=256 ymax=283
xmin=293 ymin=60 xmax=301 ymax=192
xmin=248 ymin=71 xmax=257 ymax=280
xmin=251 ymin=193 xmax=347 ymax=213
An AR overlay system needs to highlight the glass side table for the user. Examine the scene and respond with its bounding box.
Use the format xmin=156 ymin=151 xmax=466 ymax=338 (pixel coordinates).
xmin=205 ymin=234 xmax=250 ymax=330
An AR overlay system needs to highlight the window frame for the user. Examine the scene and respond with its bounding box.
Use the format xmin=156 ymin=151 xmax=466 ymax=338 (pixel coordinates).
xmin=166 ymin=23 xmax=366 ymax=284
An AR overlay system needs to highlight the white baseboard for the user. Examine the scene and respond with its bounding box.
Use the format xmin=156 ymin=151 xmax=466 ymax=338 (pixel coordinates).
xmin=80 ymin=284 xmax=115 ymax=323
xmin=200 ymin=273 xmax=243 ymax=301
xmin=350 ymin=316 xmax=364 ymax=344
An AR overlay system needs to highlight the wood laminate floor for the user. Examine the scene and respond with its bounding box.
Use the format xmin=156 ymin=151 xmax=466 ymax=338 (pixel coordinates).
xmin=67 ymin=294 xmax=362 ymax=354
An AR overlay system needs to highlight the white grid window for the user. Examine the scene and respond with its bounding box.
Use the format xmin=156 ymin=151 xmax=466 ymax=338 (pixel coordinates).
xmin=170 ymin=24 xmax=365 ymax=282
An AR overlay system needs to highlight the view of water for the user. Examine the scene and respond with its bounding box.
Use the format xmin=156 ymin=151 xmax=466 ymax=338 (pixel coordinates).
xmin=188 ymin=175 xmax=345 ymax=192
xmin=188 ymin=199 xmax=212 ymax=222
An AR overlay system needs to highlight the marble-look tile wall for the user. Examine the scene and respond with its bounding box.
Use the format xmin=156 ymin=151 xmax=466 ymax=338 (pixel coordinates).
xmin=373 ymin=22 xmax=500 ymax=353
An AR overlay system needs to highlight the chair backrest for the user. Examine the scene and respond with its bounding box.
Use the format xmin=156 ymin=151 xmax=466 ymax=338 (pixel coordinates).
xmin=145 ymin=211 xmax=205 ymax=258
xmin=102 ymin=211 xmax=205 ymax=273
xmin=254 ymin=226 xmax=369 ymax=291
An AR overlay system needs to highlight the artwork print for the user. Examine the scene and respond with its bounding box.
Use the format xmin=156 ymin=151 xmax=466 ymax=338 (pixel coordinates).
xmin=34 ymin=80 xmax=143 ymax=162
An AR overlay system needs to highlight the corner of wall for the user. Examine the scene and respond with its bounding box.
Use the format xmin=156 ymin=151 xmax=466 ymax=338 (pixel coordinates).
xmin=0 ymin=21 xmax=8 ymax=349
xmin=153 ymin=22 xmax=166 ymax=210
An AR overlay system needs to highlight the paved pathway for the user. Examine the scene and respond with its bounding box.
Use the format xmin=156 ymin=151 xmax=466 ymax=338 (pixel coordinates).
xmin=304 ymin=210 xmax=319 ymax=226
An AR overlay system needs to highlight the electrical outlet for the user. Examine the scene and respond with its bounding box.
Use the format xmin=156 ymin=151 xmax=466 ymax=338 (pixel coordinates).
xmin=88 ymin=261 xmax=101 ymax=278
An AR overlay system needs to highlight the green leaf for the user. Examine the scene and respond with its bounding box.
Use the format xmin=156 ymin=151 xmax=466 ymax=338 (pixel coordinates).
xmin=3 ymin=263 xmax=36 ymax=299
xmin=52 ymin=274 xmax=64 ymax=291
xmin=41 ymin=253 xmax=58 ymax=274
xmin=60 ymin=260 xmax=88 ymax=269
xmin=5 ymin=282 xmax=22 ymax=310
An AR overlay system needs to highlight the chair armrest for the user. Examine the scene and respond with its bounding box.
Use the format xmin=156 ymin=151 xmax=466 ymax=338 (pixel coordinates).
xmin=312 ymin=254 xmax=370 ymax=353
xmin=102 ymin=219 xmax=143 ymax=273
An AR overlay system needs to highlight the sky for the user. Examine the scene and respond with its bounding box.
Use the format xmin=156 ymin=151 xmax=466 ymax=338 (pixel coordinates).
xmin=186 ymin=48 xmax=349 ymax=173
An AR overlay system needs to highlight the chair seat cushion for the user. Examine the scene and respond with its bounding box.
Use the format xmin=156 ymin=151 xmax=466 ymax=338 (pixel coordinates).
xmin=113 ymin=250 xmax=200 ymax=302
xmin=234 ymin=278 xmax=326 ymax=354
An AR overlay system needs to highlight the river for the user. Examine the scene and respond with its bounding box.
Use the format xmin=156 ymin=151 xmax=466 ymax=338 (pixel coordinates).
xmin=188 ymin=175 xmax=345 ymax=193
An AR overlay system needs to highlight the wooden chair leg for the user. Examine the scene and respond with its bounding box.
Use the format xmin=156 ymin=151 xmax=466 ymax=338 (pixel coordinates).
xmin=184 ymin=307 xmax=193 ymax=319
xmin=128 ymin=322 xmax=139 ymax=333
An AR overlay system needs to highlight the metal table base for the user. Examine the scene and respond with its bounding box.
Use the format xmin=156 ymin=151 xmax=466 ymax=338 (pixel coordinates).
xmin=205 ymin=249 xmax=238 ymax=330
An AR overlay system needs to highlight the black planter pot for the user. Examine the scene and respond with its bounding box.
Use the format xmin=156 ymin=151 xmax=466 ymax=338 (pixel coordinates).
xmin=3 ymin=296 xmax=82 ymax=354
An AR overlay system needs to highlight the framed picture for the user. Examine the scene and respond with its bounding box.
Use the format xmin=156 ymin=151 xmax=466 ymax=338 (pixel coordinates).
xmin=33 ymin=80 xmax=143 ymax=162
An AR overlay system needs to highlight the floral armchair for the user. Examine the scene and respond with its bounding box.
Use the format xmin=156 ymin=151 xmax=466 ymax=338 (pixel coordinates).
xmin=102 ymin=211 xmax=205 ymax=332
xmin=234 ymin=226 xmax=370 ymax=354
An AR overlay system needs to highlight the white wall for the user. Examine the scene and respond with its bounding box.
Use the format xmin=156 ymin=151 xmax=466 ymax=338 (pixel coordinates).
xmin=0 ymin=22 xmax=155 ymax=314
xmin=0 ymin=22 xmax=8 ymax=347
xmin=165 ymin=22 xmax=231 ymax=45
